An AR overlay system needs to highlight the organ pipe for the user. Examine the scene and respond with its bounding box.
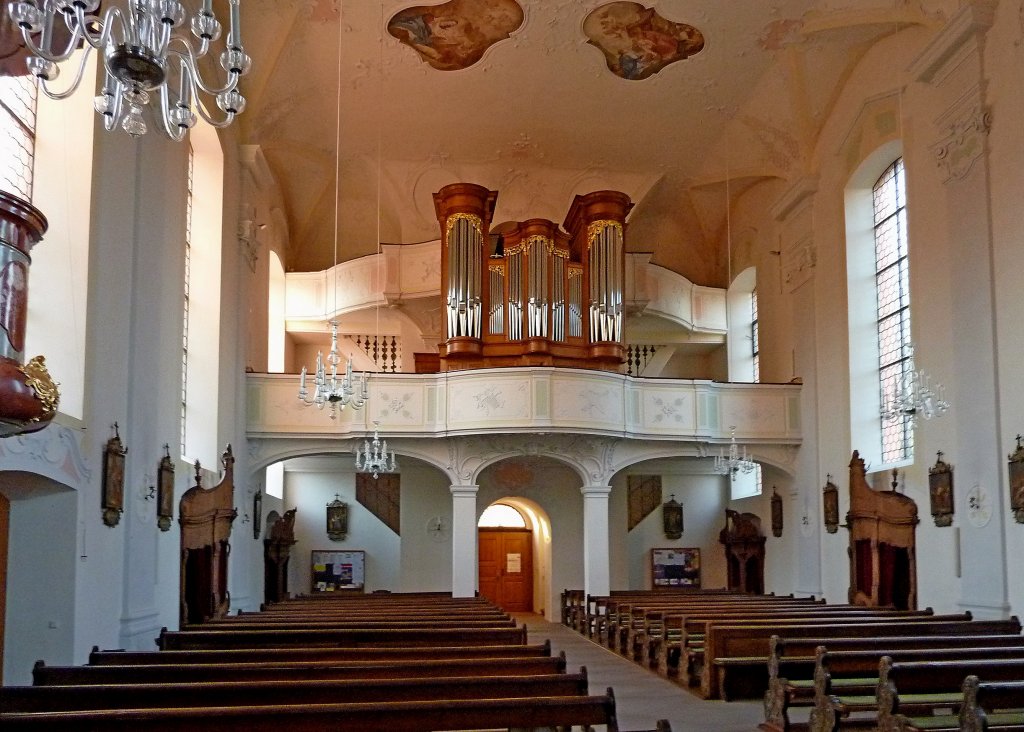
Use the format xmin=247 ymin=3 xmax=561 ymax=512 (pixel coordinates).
xmin=434 ymin=184 xmax=630 ymax=371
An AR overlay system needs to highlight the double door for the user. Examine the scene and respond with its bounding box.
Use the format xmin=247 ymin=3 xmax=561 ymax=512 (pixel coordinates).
xmin=478 ymin=528 xmax=532 ymax=612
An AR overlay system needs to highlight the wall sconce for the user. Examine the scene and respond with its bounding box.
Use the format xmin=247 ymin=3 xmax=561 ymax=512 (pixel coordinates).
xmin=770 ymin=488 xmax=783 ymax=538
xmin=928 ymin=451 xmax=954 ymax=527
xmin=327 ymin=493 xmax=348 ymax=541
xmin=1009 ymin=435 xmax=1024 ymax=524
xmin=662 ymin=494 xmax=683 ymax=539
xmin=823 ymin=474 xmax=839 ymax=534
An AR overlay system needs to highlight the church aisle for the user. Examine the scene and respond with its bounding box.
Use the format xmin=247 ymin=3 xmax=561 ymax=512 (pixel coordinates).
xmin=515 ymin=613 xmax=764 ymax=732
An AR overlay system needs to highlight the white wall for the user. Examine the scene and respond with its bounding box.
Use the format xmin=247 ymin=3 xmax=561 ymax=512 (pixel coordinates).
xmin=614 ymin=462 xmax=730 ymax=592
xmin=283 ymin=457 xmax=402 ymax=595
xmin=3 ymin=484 xmax=77 ymax=684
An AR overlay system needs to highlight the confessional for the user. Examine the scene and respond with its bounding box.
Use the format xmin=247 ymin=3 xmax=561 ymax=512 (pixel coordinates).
xmin=179 ymin=445 xmax=237 ymax=625
xmin=846 ymin=450 xmax=918 ymax=609
xmin=719 ymin=509 xmax=765 ymax=594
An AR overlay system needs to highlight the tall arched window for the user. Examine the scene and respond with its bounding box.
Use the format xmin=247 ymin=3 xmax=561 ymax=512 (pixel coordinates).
xmin=0 ymin=76 xmax=37 ymax=200
xmin=872 ymin=158 xmax=912 ymax=463
xmin=846 ymin=141 xmax=911 ymax=469
xmin=751 ymin=288 xmax=759 ymax=383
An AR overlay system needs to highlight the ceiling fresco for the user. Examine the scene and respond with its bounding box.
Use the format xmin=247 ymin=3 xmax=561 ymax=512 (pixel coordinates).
xmin=583 ymin=2 xmax=705 ymax=80
xmin=387 ymin=0 xmax=525 ymax=71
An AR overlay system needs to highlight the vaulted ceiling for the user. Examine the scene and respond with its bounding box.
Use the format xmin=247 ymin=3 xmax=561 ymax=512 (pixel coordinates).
xmin=236 ymin=0 xmax=950 ymax=286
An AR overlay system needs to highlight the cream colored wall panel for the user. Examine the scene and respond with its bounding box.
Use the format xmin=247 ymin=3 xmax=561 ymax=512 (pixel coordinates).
xmin=448 ymin=376 xmax=532 ymax=427
xmin=397 ymin=240 xmax=442 ymax=297
xmin=639 ymin=387 xmax=697 ymax=433
xmin=549 ymin=372 xmax=624 ymax=428
xmin=720 ymin=391 xmax=792 ymax=436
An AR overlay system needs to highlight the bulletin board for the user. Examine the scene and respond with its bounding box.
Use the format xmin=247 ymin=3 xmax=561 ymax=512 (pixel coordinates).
xmin=311 ymin=550 xmax=365 ymax=593
xmin=651 ymin=547 xmax=701 ymax=589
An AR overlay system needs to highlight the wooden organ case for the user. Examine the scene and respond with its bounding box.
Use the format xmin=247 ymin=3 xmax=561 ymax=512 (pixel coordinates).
xmin=434 ymin=183 xmax=633 ymax=371
xmin=179 ymin=445 xmax=238 ymax=625
xmin=846 ymin=450 xmax=918 ymax=610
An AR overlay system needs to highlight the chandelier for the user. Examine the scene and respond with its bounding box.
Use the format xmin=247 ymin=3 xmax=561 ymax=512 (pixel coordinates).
xmin=714 ymin=426 xmax=756 ymax=480
xmin=7 ymin=0 xmax=251 ymax=139
xmin=297 ymin=320 xmax=369 ymax=419
xmin=879 ymin=345 xmax=950 ymax=424
xmin=355 ymin=421 xmax=397 ymax=479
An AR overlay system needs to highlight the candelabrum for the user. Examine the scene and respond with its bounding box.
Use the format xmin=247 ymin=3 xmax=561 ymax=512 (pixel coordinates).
xmin=355 ymin=421 xmax=397 ymax=479
xmin=714 ymin=426 xmax=756 ymax=480
xmin=297 ymin=320 xmax=369 ymax=419
xmin=7 ymin=0 xmax=251 ymax=139
xmin=879 ymin=346 xmax=950 ymax=424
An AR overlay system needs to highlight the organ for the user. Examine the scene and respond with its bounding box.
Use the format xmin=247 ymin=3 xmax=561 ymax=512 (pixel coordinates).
xmin=434 ymin=183 xmax=632 ymax=371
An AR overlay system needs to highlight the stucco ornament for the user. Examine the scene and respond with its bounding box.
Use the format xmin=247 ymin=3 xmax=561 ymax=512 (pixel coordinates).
xmin=931 ymin=104 xmax=991 ymax=182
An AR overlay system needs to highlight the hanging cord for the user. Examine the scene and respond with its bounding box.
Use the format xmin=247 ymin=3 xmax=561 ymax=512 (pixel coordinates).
xmin=376 ymin=1 xmax=383 ymax=364
xmin=331 ymin=0 xmax=344 ymax=320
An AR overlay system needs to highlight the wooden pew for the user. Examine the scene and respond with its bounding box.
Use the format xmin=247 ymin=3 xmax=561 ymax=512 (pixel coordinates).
xmin=156 ymin=623 xmax=528 ymax=650
xmin=958 ymin=676 xmax=1024 ymax=732
xmin=34 ymin=652 xmax=569 ymax=685
xmin=868 ymin=658 xmax=1024 ymax=732
xmin=1 ymin=670 xmax=591 ymax=712
xmin=0 ymin=687 xmax=670 ymax=732
xmin=763 ymin=634 xmax=1024 ymax=731
xmin=584 ymin=589 xmax=745 ymax=638
xmin=632 ymin=605 xmax=921 ymax=667
xmin=678 ymin=610 xmax=954 ymax=693
xmin=90 ymin=640 xmax=552 ymax=666
xmin=699 ymin=616 xmax=1020 ymax=701
xmin=193 ymin=618 xmax=519 ymax=631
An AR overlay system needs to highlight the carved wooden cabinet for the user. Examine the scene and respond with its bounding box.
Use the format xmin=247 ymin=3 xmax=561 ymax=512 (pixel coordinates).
xmin=846 ymin=450 xmax=918 ymax=610
xmin=179 ymin=445 xmax=237 ymax=625
xmin=719 ymin=509 xmax=765 ymax=594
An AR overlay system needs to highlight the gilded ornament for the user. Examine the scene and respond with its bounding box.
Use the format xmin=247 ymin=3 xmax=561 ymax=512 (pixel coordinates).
xmin=18 ymin=355 xmax=60 ymax=420
xmin=445 ymin=212 xmax=482 ymax=238
xmin=586 ymin=220 xmax=623 ymax=250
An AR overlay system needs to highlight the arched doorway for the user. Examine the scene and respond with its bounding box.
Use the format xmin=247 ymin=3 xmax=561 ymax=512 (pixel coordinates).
xmin=478 ymin=503 xmax=533 ymax=612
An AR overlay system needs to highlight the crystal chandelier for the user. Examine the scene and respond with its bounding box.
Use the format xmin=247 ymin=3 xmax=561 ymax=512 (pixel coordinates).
xmin=879 ymin=345 xmax=950 ymax=424
xmin=714 ymin=426 xmax=756 ymax=480
xmin=7 ymin=0 xmax=251 ymax=139
xmin=355 ymin=421 xmax=397 ymax=479
xmin=297 ymin=320 xmax=369 ymax=419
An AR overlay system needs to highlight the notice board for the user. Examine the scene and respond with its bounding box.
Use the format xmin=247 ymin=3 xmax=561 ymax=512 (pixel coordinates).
xmin=651 ymin=547 xmax=701 ymax=589
xmin=311 ymin=549 xmax=365 ymax=593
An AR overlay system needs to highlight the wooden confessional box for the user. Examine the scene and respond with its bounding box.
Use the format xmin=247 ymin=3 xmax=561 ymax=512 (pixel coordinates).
xmin=179 ymin=445 xmax=237 ymax=625
xmin=846 ymin=450 xmax=918 ymax=610
xmin=433 ymin=183 xmax=633 ymax=372
xmin=719 ymin=509 xmax=766 ymax=594
xmin=264 ymin=509 xmax=297 ymax=604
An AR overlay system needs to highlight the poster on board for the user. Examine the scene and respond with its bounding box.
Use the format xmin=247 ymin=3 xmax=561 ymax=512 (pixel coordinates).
xmin=651 ymin=547 xmax=701 ymax=589
xmin=311 ymin=549 xmax=365 ymax=592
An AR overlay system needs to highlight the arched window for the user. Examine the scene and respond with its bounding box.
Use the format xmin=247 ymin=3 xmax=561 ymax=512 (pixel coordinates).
xmin=180 ymin=120 xmax=223 ymax=465
xmin=727 ymin=267 xmax=758 ymax=383
xmin=0 ymin=76 xmax=37 ymax=200
xmin=478 ymin=503 xmax=527 ymax=528
xmin=751 ymin=288 xmax=760 ymax=383
xmin=3 ymin=55 xmax=97 ymax=421
xmin=845 ymin=142 xmax=912 ymax=468
xmin=872 ymin=158 xmax=912 ymax=463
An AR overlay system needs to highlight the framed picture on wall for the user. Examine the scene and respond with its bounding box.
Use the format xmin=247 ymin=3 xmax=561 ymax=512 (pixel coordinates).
xmin=651 ymin=547 xmax=701 ymax=589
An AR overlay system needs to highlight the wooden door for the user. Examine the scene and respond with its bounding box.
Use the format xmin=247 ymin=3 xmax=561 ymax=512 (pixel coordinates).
xmin=478 ymin=528 xmax=533 ymax=612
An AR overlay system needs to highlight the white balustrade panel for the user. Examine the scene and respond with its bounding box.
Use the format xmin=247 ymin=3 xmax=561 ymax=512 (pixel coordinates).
xmin=247 ymin=370 xmax=801 ymax=443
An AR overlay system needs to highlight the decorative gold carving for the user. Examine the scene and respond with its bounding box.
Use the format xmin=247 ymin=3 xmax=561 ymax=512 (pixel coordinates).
xmin=487 ymin=263 xmax=504 ymax=273
xmin=445 ymin=212 xmax=482 ymax=238
xmin=586 ymin=220 xmax=623 ymax=250
xmin=18 ymin=355 xmax=59 ymax=420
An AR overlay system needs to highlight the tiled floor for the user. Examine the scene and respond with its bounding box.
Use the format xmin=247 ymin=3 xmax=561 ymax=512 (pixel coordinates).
xmin=515 ymin=613 xmax=765 ymax=732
